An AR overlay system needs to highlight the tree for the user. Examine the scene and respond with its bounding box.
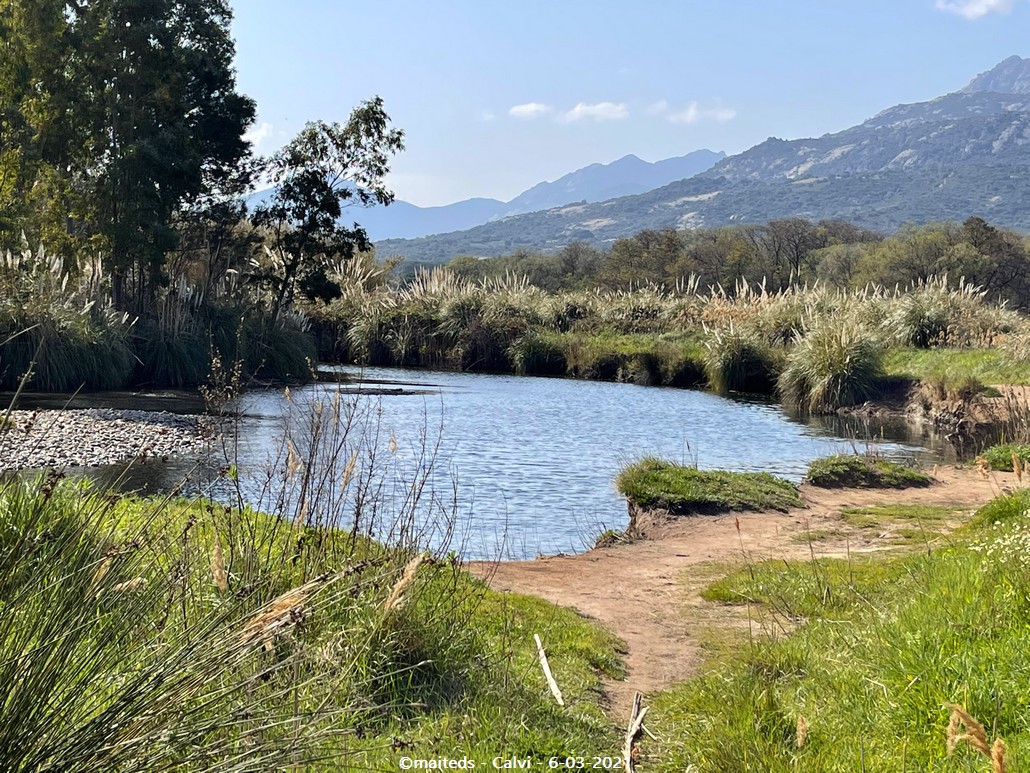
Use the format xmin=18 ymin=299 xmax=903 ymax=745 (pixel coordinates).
xmin=252 ymin=98 xmax=404 ymax=322
xmin=58 ymin=0 xmax=256 ymax=311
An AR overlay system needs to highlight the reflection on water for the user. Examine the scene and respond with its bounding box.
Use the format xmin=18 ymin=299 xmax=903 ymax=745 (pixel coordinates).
xmin=12 ymin=370 xmax=950 ymax=560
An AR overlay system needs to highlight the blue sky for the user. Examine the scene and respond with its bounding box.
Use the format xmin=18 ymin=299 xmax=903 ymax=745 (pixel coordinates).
xmin=231 ymin=0 xmax=1028 ymax=207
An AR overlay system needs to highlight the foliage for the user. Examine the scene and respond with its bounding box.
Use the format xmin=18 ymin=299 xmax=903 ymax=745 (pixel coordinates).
xmin=777 ymin=317 xmax=882 ymax=413
xmin=0 ymin=247 xmax=134 ymax=390
xmin=616 ymin=457 xmax=801 ymax=515
xmin=648 ymin=492 xmax=1030 ymax=770
xmin=703 ymin=325 xmax=778 ymax=394
xmin=979 ymin=443 xmax=1030 ymax=473
xmin=804 ymin=454 xmax=932 ymax=489
xmin=253 ymin=100 xmax=404 ymax=322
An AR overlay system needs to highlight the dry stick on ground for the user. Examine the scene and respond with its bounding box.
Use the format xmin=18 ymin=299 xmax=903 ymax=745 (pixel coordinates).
xmin=623 ymin=691 xmax=649 ymax=773
xmin=533 ymin=633 xmax=564 ymax=706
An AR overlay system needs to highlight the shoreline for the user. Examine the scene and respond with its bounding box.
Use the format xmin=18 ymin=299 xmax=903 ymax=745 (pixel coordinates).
xmin=0 ymin=408 xmax=211 ymax=472
xmin=470 ymin=464 xmax=1015 ymax=717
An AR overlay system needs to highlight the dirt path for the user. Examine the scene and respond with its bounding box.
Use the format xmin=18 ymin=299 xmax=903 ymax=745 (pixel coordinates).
xmin=469 ymin=465 xmax=1018 ymax=718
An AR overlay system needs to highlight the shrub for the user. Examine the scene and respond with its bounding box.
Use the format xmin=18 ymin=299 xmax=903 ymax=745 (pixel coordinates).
xmin=778 ymin=320 xmax=882 ymax=413
xmin=979 ymin=443 xmax=1030 ymax=473
xmin=703 ymin=326 xmax=777 ymax=394
xmin=805 ymin=454 xmax=932 ymax=489
xmin=616 ymin=457 xmax=801 ymax=515
xmin=509 ymin=332 xmax=567 ymax=376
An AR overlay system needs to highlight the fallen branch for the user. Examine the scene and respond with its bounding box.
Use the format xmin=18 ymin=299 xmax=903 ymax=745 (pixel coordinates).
xmin=623 ymin=691 xmax=649 ymax=772
xmin=534 ymin=633 xmax=564 ymax=706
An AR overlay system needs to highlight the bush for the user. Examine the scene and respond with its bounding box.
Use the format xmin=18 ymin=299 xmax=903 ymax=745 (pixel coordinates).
xmin=778 ymin=320 xmax=882 ymax=413
xmin=616 ymin=457 xmax=801 ymax=515
xmin=509 ymin=332 xmax=567 ymax=376
xmin=703 ymin=326 xmax=778 ymax=394
xmin=805 ymin=454 xmax=932 ymax=489
xmin=979 ymin=442 xmax=1030 ymax=473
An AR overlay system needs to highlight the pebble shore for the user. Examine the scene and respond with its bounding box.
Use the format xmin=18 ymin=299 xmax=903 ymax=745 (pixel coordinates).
xmin=0 ymin=408 xmax=210 ymax=472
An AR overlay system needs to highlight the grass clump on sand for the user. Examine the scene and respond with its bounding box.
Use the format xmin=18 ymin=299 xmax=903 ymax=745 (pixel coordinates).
xmin=616 ymin=457 xmax=801 ymax=515
xmin=978 ymin=442 xmax=1030 ymax=473
xmin=805 ymin=454 xmax=932 ymax=489
xmin=645 ymin=490 xmax=1030 ymax=770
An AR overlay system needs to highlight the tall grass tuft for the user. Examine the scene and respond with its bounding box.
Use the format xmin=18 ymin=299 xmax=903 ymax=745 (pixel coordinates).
xmin=703 ymin=325 xmax=777 ymax=394
xmin=778 ymin=317 xmax=882 ymax=413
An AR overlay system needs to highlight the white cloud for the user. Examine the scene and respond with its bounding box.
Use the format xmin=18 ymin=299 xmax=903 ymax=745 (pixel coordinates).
xmin=668 ymin=102 xmax=737 ymax=125
xmin=647 ymin=100 xmax=669 ymax=115
xmin=243 ymin=121 xmax=274 ymax=150
xmin=477 ymin=109 xmax=496 ymax=122
xmin=509 ymin=102 xmax=552 ymax=119
xmin=559 ymin=102 xmax=629 ymax=123
xmin=934 ymin=0 xmax=1013 ymax=19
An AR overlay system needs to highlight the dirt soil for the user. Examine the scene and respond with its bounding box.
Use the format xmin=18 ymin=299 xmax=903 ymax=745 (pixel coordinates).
xmin=469 ymin=465 xmax=1022 ymax=719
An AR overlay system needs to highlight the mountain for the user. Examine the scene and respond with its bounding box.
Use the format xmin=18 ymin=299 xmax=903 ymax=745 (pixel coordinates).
xmin=377 ymin=56 xmax=1030 ymax=264
xmin=248 ymin=150 xmax=723 ymax=241
xmin=499 ymin=150 xmax=725 ymax=216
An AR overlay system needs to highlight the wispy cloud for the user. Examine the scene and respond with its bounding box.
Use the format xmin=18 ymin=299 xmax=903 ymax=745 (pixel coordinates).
xmin=559 ymin=102 xmax=629 ymax=123
xmin=243 ymin=121 xmax=274 ymax=150
xmin=934 ymin=0 xmax=1013 ymax=19
xmin=509 ymin=102 xmax=552 ymax=119
xmin=477 ymin=109 xmax=496 ymax=122
xmin=668 ymin=102 xmax=737 ymax=124
xmin=647 ymin=100 xmax=669 ymax=115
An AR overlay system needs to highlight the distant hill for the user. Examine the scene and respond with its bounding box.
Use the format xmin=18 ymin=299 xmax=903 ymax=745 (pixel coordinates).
xmin=248 ymin=149 xmax=723 ymax=241
xmin=377 ymin=55 xmax=1030 ymax=264
xmin=498 ymin=150 xmax=725 ymax=217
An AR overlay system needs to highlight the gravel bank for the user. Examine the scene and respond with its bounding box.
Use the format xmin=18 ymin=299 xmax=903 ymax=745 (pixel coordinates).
xmin=0 ymin=408 xmax=210 ymax=472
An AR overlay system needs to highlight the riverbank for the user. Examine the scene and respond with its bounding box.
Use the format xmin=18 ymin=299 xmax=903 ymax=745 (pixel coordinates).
xmin=0 ymin=408 xmax=210 ymax=471
xmin=471 ymin=463 xmax=1015 ymax=719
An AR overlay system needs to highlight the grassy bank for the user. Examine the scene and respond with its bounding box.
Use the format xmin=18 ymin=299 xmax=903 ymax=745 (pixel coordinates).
xmin=309 ymin=270 xmax=1030 ymax=413
xmin=640 ymin=487 xmax=1030 ymax=771
xmin=0 ymin=461 xmax=624 ymax=770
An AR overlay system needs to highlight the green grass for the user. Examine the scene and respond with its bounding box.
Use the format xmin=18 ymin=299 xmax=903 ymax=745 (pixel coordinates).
xmin=979 ymin=442 xmax=1030 ymax=472
xmin=777 ymin=319 xmax=882 ymax=413
xmin=645 ymin=491 xmax=1030 ymax=771
xmin=616 ymin=458 xmax=801 ymax=515
xmin=883 ymin=347 xmax=1030 ymax=385
xmin=805 ymin=454 xmax=932 ymax=489
xmin=837 ymin=504 xmax=962 ymax=546
xmin=0 ymin=480 xmax=624 ymax=770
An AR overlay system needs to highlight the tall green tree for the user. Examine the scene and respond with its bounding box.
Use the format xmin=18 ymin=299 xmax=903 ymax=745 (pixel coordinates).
xmin=59 ymin=0 xmax=255 ymax=310
xmin=252 ymin=98 xmax=404 ymax=322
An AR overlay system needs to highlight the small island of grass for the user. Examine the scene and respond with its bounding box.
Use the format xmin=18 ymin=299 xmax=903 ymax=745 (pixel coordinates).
xmin=616 ymin=457 xmax=801 ymax=516
xmin=805 ymin=454 xmax=932 ymax=489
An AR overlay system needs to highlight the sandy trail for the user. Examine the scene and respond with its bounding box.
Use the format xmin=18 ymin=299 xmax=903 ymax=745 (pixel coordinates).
xmin=469 ymin=465 xmax=1018 ymax=718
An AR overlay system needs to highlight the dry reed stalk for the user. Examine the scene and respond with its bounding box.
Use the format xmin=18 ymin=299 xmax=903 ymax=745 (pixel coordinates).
xmin=533 ymin=634 xmax=565 ymax=707
xmin=796 ymin=715 xmax=809 ymax=749
xmin=946 ymin=703 xmax=1006 ymax=772
xmin=110 ymin=577 xmax=146 ymax=592
xmin=384 ymin=553 xmax=425 ymax=612
xmin=341 ymin=451 xmax=358 ymax=490
xmin=975 ymin=456 xmax=991 ymax=480
xmin=286 ymin=439 xmax=302 ymax=480
xmin=91 ymin=557 xmax=112 ymax=589
xmin=211 ymin=536 xmax=229 ymax=593
xmin=992 ymin=739 xmax=1007 ymax=773
xmin=238 ymin=573 xmax=332 ymax=650
xmin=1013 ymin=453 xmax=1024 ymax=485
